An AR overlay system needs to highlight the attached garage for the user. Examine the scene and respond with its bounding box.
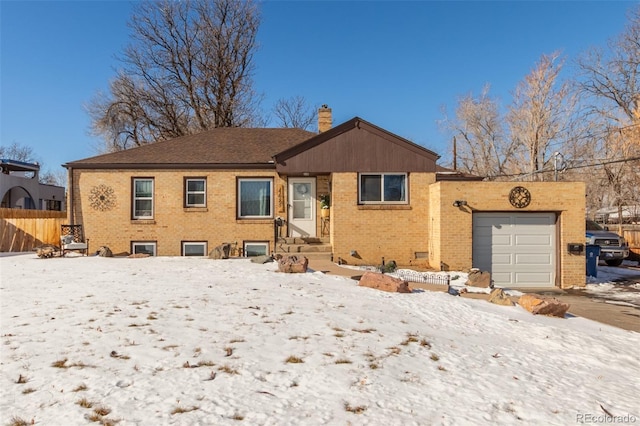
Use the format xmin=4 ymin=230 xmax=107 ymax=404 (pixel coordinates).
xmin=472 ymin=212 xmax=556 ymax=288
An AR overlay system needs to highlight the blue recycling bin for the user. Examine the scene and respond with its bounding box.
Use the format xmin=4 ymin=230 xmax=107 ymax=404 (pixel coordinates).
xmin=586 ymin=245 xmax=601 ymax=277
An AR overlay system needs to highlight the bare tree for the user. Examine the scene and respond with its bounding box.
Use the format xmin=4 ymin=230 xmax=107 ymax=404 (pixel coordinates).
xmin=0 ymin=142 xmax=66 ymax=186
xmin=0 ymin=142 xmax=37 ymax=163
xmin=441 ymin=85 xmax=517 ymax=179
xmin=576 ymin=5 xmax=640 ymax=230
xmin=272 ymin=96 xmax=316 ymax=130
xmin=88 ymin=0 xmax=262 ymax=152
xmin=507 ymin=52 xmax=577 ymax=181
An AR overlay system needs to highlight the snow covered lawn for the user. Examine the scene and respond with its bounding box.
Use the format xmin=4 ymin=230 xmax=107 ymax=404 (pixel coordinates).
xmin=1 ymin=254 xmax=639 ymax=425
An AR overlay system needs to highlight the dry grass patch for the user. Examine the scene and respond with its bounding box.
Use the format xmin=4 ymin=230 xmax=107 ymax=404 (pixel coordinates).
xmin=73 ymin=383 xmax=88 ymax=392
xmin=93 ymin=406 xmax=111 ymax=417
xmin=334 ymin=358 xmax=352 ymax=365
xmin=51 ymin=358 xmax=68 ymax=368
xmin=15 ymin=374 xmax=28 ymax=384
xmin=171 ymin=405 xmax=199 ymax=415
xmin=218 ymin=365 xmax=239 ymax=375
xmin=285 ymin=355 xmax=304 ymax=364
xmin=8 ymin=417 xmax=32 ymax=426
xmin=289 ymin=335 xmax=309 ymax=341
xmin=387 ymin=346 xmax=401 ymax=356
xmin=51 ymin=357 xmax=94 ymax=369
xmin=400 ymin=333 xmax=419 ymax=346
xmin=77 ymin=397 xmax=94 ymax=408
xmin=230 ymin=412 xmax=244 ymax=421
xmin=229 ymin=338 xmax=245 ymax=344
xmin=21 ymin=387 xmax=36 ymax=394
xmin=344 ymin=402 xmax=367 ymax=414
xmin=352 ymin=328 xmax=376 ymax=333
xmin=430 ymin=353 xmax=440 ymax=361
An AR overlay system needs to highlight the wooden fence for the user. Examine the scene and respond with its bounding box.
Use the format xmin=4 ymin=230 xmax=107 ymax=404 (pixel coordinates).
xmin=0 ymin=208 xmax=67 ymax=252
xmin=622 ymin=228 xmax=640 ymax=261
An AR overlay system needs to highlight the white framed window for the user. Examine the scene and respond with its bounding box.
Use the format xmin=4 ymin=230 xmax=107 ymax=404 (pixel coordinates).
xmin=132 ymin=241 xmax=156 ymax=256
xmin=182 ymin=241 xmax=207 ymax=256
xmin=359 ymin=173 xmax=407 ymax=204
xmin=238 ymin=178 xmax=273 ymax=218
xmin=185 ymin=178 xmax=206 ymax=207
xmin=133 ymin=178 xmax=154 ymax=219
xmin=244 ymin=241 xmax=269 ymax=257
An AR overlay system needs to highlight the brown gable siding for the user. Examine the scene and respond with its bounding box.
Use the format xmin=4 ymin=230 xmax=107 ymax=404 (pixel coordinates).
xmin=274 ymin=118 xmax=439 ymax=174
xmin=64 ymin=128 xmax=315 ymax=169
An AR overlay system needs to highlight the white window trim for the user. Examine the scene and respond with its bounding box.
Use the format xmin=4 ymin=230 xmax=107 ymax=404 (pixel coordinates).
xmin=182 ymin=241 xmax=208 ymax=256
xmin=358 ymin=173 xmax=408 ymax=204
xmin=132 ymin=241 xmax=156 ymax=256
xmin=133 ymin=178 xmax=154 ymax=219
xmin=237 ymin=178 xmax=273 ymax=219
xmin=185 ymin=178 xmax=206 ymax=207
xmin=243 ymin=241 xmax=269 ymax=257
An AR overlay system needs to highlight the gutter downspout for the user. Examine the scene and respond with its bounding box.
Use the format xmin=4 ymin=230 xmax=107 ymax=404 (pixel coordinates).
xmin=67 ymin=166 xmax=74 ymax=225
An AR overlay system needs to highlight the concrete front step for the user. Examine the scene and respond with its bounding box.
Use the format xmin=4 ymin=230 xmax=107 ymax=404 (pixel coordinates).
xmin=282 ymin=251 xmax=333 ymax=261
xmin=280 ymin=237 xmax=329 ymax=245
xmin=275 ymin=243 xmax=332 ymax=253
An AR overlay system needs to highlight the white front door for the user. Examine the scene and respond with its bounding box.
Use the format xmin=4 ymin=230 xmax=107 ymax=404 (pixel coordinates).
xmin=288 ymin=178 xmax=316 ymax=237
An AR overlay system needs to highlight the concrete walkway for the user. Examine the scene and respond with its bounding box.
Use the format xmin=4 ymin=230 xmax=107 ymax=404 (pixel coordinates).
xmin=307 ymin=259 xmax=640 ymax=333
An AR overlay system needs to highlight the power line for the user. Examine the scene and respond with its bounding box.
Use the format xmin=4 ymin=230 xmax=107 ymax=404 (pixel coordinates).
xmin=486 ymin=154 xmax=640 ymax=179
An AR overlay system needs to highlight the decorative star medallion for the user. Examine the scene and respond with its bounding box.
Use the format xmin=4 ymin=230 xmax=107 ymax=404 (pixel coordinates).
xmin=89 ymin=184 xmax=116 ymax=211
xmin=509 ymin=186 xmax=531 ymax=208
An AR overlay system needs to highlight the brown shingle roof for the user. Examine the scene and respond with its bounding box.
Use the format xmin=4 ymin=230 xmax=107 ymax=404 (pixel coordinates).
xmin=64 ymin=128 xmax=316 ymax=169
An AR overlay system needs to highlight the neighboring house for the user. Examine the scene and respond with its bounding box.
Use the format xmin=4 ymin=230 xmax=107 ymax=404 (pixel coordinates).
xmin=63 ymin=107 xmax=585 ymax=288
xmin=1 ymin=159 xmax=65 ymax=211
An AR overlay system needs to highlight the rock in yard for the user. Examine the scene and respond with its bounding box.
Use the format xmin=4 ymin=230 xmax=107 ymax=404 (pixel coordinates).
xmin=277 ymin=255 xmax=309 ymax=273
xmin=96 ymin=246 xmax=113 ymax=257
xmin=209 ymin=243 xmax=231 ymax=259
xmin=35 ymin=244 xmax=59 ymax=258
xmin=358 ymin=271 xmax=412 ymax=293
xmin=466 ymin=269 xmax=492 ymax=288
xmin=518 ymin=293 xmax=570 ymax=317
xmin=488 ymin=288 xmax=515 ymax=306
xmin=250 ymin=255 xmax=273 ymax=264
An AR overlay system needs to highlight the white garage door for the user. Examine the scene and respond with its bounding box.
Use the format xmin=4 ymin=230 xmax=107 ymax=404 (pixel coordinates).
xmin=473 ymin=212 xmax=556 ymax=288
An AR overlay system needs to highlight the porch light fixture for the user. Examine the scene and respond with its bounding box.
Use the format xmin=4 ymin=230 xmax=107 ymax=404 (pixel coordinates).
xmin=452 ymin=200 xmax=467 ymax=208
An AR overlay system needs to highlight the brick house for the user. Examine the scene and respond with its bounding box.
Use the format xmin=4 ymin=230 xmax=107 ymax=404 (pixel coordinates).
xmin=64 ymin=107 xmax=586 ymax=288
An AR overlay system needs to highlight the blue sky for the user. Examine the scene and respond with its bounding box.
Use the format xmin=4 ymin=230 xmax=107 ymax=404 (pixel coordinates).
xmin=0 ymin=1 xmax=635 ymax=176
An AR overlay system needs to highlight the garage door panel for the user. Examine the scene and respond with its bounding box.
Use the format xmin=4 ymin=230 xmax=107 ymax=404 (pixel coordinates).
xmin=493 ymin=235 xmax=512 ymax=246
xmin=492 ymin=253 xmax=512 ymax=265
xmin=515 ymin=272 xmax=553 ymax=284
xmin=515 ymin=234 xmax=552 ymax=246
xmin=514 ymin=215 xmax=554 ymax=226
xmin=473 ymin=212 xmax=556 ymax=288
xmin=514 ymin=253 xmax=552 ymax=264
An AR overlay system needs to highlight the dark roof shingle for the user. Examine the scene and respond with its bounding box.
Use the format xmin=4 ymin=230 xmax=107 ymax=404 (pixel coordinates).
xmin=64 ymin=128 xmax=316 ymax=169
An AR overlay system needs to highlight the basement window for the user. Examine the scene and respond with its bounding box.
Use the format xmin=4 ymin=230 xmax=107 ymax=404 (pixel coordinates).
xmin=182 ymin=241 xmax=207 ymax=256
xmin=132 ymin=241 xmax=156 ymax=256
xmin=244 ymin=241 xmax=269 ymax=257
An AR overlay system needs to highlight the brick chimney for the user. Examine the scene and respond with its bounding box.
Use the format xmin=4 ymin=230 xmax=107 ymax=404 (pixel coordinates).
xmin=318 ymin=104 xmax=332 ymax=133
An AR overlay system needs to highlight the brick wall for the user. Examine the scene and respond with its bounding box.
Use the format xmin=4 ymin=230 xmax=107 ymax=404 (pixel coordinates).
xmin=70 ymin=169 xmax=285 ymax=256
xmin=330 ymin=172 xmax=435 ymax=268
xmin=428 ymin=181 xmax=586 ymax=288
